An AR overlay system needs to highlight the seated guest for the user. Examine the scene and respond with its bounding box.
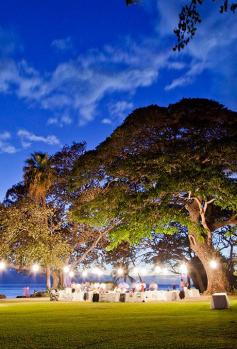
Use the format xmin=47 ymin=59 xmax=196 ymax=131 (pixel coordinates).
xmin=149 ymin=282 xmax=158 ymax=291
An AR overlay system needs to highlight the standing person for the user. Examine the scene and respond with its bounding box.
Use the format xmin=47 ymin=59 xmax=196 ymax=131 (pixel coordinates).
xmin=179 ymin=278 xmax=185 ymax=299
xmin=187 ymin=275 xmax=191 ymax=289
xmin=180 ymin=278 xmax=185 ymax=290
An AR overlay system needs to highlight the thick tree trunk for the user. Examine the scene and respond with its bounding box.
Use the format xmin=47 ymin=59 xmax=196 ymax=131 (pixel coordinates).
xmin=46 ymin=266 xmax=51 ymax=289
xmin=188 ymin=258 xmax=207 ymax=293
xmin=189 ymin=232 xmax=230 ymax=294
xmin=52 ymin=270 xmax=64 ymax=289
xmin=52 ymin=270 xmax=59 ymax=289
xmin=59 ymin=270 xmax=64 ymax=289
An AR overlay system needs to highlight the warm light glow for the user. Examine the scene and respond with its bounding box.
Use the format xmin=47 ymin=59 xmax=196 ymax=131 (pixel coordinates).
xmin=96 ymin=269 xmax=103 ymax=277
xmin=162 ymin=267 xmax=168 ymax=275
xmin=180 ymin=264 xmax=188 ymax=274
xmin=209 ymin=260 xmax=218 ymax=270
xmin=31 ymin=263 xmax=40 ymax=273
xmin=69 ymin=271 xmax=75 ymax=278
xmin=100 ymin=283 xmax=106 ymax=289
xmin=82 ymin=270 xmax=88 ymax=278
xmin=63 ymin=266 xmax=70 ymax=274
xmin=154 ymin=265 xmax=161 ymax=274
xmin=117 ymin=268 xmax=124 ymax=276
xmin=0 ymin=261 xmax=6 ymax=271
xmin=92 ymin=267 xmax=103 ymax=276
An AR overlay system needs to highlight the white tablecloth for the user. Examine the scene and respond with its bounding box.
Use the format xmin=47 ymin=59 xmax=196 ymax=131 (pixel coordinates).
xmin=99 ymin=293 xmax=120 ymax=302
xmin=57 ymin=288 xmax=200 ymax=302
xmin=124 ymin=292 xmax=145 ymax=303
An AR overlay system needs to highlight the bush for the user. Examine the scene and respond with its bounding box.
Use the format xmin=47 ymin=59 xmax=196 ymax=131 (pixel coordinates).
xmin=0 ymin=294 xmax=6 ymax=299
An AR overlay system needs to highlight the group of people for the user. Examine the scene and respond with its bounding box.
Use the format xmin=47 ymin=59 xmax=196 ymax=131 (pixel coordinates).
xmin=50 ymin=278 xmax=191 ymax=301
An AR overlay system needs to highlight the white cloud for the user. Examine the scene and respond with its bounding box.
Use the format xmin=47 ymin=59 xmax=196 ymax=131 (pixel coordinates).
xmin=156 ymin=1 xmax=237 ymax=92
xmin=17 ymin=129 xmax=60 ymax=148
xmin=0 ymin=3 xmax=236 ymax=128
xmin=51 ymin=37 xmax=73 ymax=51
xmin=108 ymin=100 xmax=134 ymax=121
xmin=0 ymin=132 xmax=17 ymax=154
xmin=101 ymin=118 xmax=112 ymax=125
xmin=47 ymin=115 xmax=72 ymax=127
xmin=0 ymin=38 xmax=176 ymax=125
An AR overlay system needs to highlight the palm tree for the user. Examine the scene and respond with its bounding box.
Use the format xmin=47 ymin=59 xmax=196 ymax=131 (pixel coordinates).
xmin=23 ymin=152 xmax=54 ymax=207
xmin=23 ymin=152 xmax=55 ymax=288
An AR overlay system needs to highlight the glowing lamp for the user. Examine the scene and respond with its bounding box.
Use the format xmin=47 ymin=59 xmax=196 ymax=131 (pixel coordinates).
xmin=0 ymin=261 xmax=6 ymax=271
xmin=63 ymin=266 xmax=70 ymax=274
xmin=180 ymin=264 xmax=188 ymax=274
xmin=31 ymin=263 xmax=40 ymax=273
xmin=96 ymin=269 xmax=103 ymax=277
xmin=69 ymin=271 xmax=75 ymax=278
xmin=82 ymin=270 xmax=88 ymax=278
xmin=209 ymin=260 xmax=218 ymax=270
xmin=117 ymin=268 xmax=124 ymax=276
xmin=154 ymin=265 xmax=161 ymax=274
xmin=162 ymin=268 xmax=168 ymax=275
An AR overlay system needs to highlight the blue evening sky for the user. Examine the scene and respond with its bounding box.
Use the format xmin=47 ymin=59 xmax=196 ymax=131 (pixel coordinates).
xmin=0 ymin=0 xmax=236 ymax=200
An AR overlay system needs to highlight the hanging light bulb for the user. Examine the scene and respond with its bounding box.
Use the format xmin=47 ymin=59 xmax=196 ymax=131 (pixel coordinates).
xmin=209 ymin=260 xmax=218 ymax=270
xmin=31 ymin=263 xmax=40 ymax=273
xmin=96 ymin=269 xmax=103 ymax=277
xmin=180 ymin=264 xmax=188 ymax=274
xmin=0 ymin=261 xmax=6 ymax=271
xmin=82 ymin=270 xmax=88 ymax=278
xmin=154 ymin=265 xmax=161 ymax=274
xmin=117 ymin=268 xmax=124 ymax=276
xmin=69 ymin=271 xmax=75 ymax=278
xmin=162 ymin=267 xmax=168 ymax=275
xmin=63 ymin=266 xmax=70 ymax=274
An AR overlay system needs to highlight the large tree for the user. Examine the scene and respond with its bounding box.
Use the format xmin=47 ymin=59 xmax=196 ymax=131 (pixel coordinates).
xmin=23 ymin=152 xmax=55 ymax=287
xmin=2 ymin=143 xmax=110 ymax=288
xmin=0 ymin=201 xmax=72 ymax=288
xmin=72 ymin=98 xmax=237 ymax=293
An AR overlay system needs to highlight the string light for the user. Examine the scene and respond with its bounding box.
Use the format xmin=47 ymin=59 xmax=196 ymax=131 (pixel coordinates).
xmin=69 ymin=271 xmax=75 ymax=278
xmin=82 ymin=270 xmax=88 ymax=278
xmin=92 ymin=267 xmax=103 ymax=276
xmin=180 ymin=264 xmax=188 ymax=274
xmin=209 ymin=260 xmax=218 ymax=270
xmin=31 ymin=263 xmax=40 ymax=273
xmin=96 ymin=269 xmax=103 ymax=277
xmin=0 ymin=261 xmax=6 ymax=271
xmin=63 ymin=266 xmax=70 ymax=274
xmin=162 ymin=267 xmax=168 ymax=275
xmin=117 ymin=268 xmax=124 ymax=276
xmin=154 ymin=265 xmax=161 ymax=274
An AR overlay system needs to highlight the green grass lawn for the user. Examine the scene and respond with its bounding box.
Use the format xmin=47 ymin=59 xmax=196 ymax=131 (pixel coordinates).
xmin=0 ymin=299 xmax=237 ymax=349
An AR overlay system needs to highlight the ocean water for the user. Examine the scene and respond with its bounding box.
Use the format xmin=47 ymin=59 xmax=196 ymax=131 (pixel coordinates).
xmin=0 ymin=283 xmax=46 ymax=298
xmin=0 ymin=283 xmax=179 ymax=298
xmin=0 ymin=270 xmax=181 ymax=298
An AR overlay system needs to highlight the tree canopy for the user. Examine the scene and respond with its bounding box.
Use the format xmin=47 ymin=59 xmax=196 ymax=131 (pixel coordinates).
xmin=126 ymin=0 xmax=237 ymax=50
xmin=71 ymin=98 xmax=237 ymax=292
